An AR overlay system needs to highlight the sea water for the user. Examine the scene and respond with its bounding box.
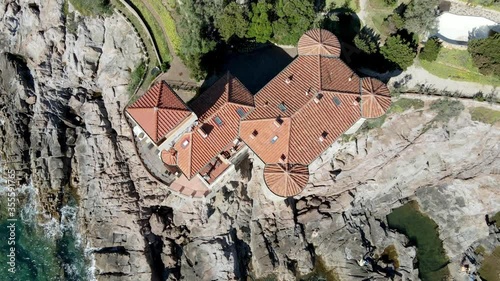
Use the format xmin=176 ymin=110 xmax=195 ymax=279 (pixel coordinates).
xmin=0 ymin=174 xmax=90 ymax=281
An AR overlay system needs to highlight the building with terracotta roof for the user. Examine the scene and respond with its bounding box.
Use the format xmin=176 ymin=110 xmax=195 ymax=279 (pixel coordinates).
xmin=240 ymin=29 xmax=391 ymax=197
xmin=126 ymin=29 xmax=390 ymax=198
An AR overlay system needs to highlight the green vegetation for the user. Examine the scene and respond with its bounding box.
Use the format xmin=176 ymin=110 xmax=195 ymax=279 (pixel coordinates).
xmin=478 ymin=246 xmax=500 ymax=281
xmin=403 ymin=0 xmax=440 ymax=35
xmin=474 ymin=245 xmax=486 ymax=256
xmin=389 ymin=98 xmax=424 ymax=113
xmin=69 ymin=0 xmax=112 ymax=16
xmin=128 ymin=61 xmax=146 ymax=94
xmin=217 ymin=2 xmax=250 ymax=41
xmin=128 ymin=0 xmax=171 ymax=62
xmin=470 ymin=107 xmax=500 ymax=125
xmin=387 ymin=201 xmax=450 ymax=281
xmin=468 ymin=33 xmax=500 ymax=78
xmin=419 ymin=37 xmax=441 ymax=62
xmin=490 ymin=211 xmax=500 ymax=228
xmin=148 ymin=0 xmax=181 ymax=53
xmin=419 ymin=48 xmax=500 ymax=86
xmin=380 ymin=34 xmax=417 ymax=70
xmin=271 ymin=0 xmax=316 ymax=45
xmin=361 ymin=115 xmax=387 ymax=131
xmin=247 ymin=0 xmax=274 ymax=43
xmin=325 ymin=0 xmax=359 ymax=12
xmin=380 ymin=245 xmax=400 ymax=268
xmin=429 ymin=98 xmax=464 ymax=124
xmin=354 ymin=27 xmax=379 ymax=54
xmin=457 ymin=0 xmax=500 ymax=12
xmin=299 ymin=255 xmax=341 ymax=281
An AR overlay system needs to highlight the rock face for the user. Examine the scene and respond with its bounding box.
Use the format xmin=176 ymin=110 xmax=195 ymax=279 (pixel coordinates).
xmin=1 ymin=1 xmax=499 ymax=281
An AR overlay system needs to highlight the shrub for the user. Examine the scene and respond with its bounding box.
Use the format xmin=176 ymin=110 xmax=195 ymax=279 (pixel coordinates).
xmin=419 ymin=37 xmax=441 ymax=61
xmin=468 ymin=33 xmax=500 ymax=77
xmin=128 ymin=62 xmax=146 ymax=93
xmin=354 ymin=27 xmax=380 ymax=54
xmin=69 ymin=0 xmax=112 ymax=16
xmin=380 ymin=34 xmax=417 ymax=70
xmin=384 ymin=0 xmax=397 ymax=6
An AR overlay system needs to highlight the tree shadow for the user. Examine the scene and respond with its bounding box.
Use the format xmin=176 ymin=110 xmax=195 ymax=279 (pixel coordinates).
xmin=200 ymin=43 xmax=295 ymax=94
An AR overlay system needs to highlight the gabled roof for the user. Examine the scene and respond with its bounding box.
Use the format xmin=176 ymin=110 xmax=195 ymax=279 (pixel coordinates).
xmin=190 ymin=72 xmax=254 ymax=122
xmin=298 ymin=29 xmax=341 ymax=57
xmin=263 ymin=163 xmax=310 ymax=197
xmin=127 ymin=81 xmax=191 ymax=144
xmin=361 ymin=78 xmax=391 ymax=118
xmin=173 ymin=74 xmax=254 ymax=179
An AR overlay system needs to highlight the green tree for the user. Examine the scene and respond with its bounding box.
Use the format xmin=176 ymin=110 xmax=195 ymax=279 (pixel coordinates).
xmin=271 ymin=0 xmax=316 ymax=45
xmin=354 ymin=27 xmax=380 ymax=54
xmin=69 ymin=0 xmax=112 ymax=16
xmin=468 ymin=33 xmax=500 ymax=77
xmin=403 ymin=0 xmax=439 ymax=35
xmin=216 ymin=2 xmax=250 ymax=41
xmin=247 ymin=0 xmax=273 ymax=43
xmin=380 ymin=34 xmax=417 ymax=70
xmin=419 ymin=37 xmax=441 ymax=61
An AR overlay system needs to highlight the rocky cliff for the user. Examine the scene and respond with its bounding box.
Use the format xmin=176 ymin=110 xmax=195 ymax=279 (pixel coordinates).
xmin=1 ymin=1 xmax=499 ymax=281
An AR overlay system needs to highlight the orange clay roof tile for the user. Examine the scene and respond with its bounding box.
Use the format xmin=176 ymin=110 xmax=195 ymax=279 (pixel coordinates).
xmin=175 ymin=74 xmax=254 ymax=179
xmin=263 ymin=163 xmax=310 ymax=197
xmin=298 ymin=29 xmax=341 ymax=57
xmin=361 ymin=77 xmax=391 ymax=118
xmin=127 ymin=81 xmax=191 ymax=144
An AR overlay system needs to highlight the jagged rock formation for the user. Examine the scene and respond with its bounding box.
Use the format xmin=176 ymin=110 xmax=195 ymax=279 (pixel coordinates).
xmin=1 ymin=1 xmax=499 ymax=281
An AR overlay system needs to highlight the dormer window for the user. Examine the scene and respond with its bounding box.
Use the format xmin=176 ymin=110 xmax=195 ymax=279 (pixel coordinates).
xmin=271 ymin=135 xmax=278 ymax=144
xmin=319 ymin=131 xmax=328 ymax=142
xmin=250 ymin=130 xmax=258 ymax=139
xmin=214 ymin=116 xmax=223 ymax=126
xmin=274 ymin=117 xmax=283 ymax=127
xmin=314 ymin=93 xmax=323 ymax=103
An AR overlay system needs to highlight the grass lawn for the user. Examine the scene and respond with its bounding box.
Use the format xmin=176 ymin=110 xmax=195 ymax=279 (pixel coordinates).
xmin=128 ymin=0 xmax=171 ymax=63
xmin=470 ymin=107 xmax=500 ymax=125
xmin=419 ymin=48 xmax=500 ymax=86
xmin=479 ymin=246 xmax=500 ymax=281
xmin=148 ymin=0 xmax=181 ymax=54
xmin=325 ymin=0 xmax=360 ymax=12
xmin=389 ymin=98 xmax=424 ymax=113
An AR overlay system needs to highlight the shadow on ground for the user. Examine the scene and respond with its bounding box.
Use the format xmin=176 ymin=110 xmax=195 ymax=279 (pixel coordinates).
xmin=201 ymin=45 xmax=295 ymax=94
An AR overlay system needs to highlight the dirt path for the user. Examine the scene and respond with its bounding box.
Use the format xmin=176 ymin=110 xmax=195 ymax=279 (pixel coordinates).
xmin=358 ymin=0 xmax=369 ymax=25
xmin=390 ymin=65 xmax=499 ymax=98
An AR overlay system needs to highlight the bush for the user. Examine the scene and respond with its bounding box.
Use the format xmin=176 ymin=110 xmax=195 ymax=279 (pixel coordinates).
xmin=380 ymin=34 xmax=417 ymax=70
xmin=384 ymin=0 xmax=397 ymax=6
xmin=468 ymin=33 xmax=500 ymax=77
xmin=69 ymin=0 xmax=112 ymax=16
xmin=419 ymin=37 xmax=441 ymax=61
xmin=128 ymin=62 xmax=146 ymax=93
xmin=354 ymin=27 xmax=380 ymax=54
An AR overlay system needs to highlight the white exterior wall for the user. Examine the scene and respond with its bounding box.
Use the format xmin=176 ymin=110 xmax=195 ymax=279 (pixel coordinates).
xmin=344 ymin=118 xmax=366 ymax=135
xmin=157 ymin=113 xmax=197 ymax=153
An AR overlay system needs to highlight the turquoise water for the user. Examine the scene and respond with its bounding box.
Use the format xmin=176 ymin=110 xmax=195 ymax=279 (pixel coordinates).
xmin=0 ymin=183 xmax=89 ymax=281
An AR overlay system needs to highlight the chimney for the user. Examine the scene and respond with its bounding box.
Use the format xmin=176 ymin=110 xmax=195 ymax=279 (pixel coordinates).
xmin=250 ymin=130 xmax=258 ymax=139
xmin=274 ymin=117 xmax=283 ymax=127
xmin=319 ymin=131 xmax=328 ymax=142
xmin=285 ymin=75 xmax=293 ymax=84
xmin=197 ymin=125 xmax=208 ymax=138
xmin=279 ymin=154 xmax=286 ymax=163
xmin=314 ymin=93 xmax=323 ymax=103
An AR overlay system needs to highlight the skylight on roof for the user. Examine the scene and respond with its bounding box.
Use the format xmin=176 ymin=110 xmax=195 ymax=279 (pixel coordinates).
xmin=236 ymin=107 xmax=246 ymax=118
xmin=278 ymin=102 xmax=287 ymax=112
xmin=271 ymin=135 xmax=279 ymax=144
xmin=214 ymin=116 xmax=223 ymax=126
xmin=333 ymin=96 xmax=341 ymax=106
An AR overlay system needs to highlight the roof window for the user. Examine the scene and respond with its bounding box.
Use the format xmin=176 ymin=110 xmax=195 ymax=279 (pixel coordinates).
xmin=278 ymin=102 xmax=287 ymax=112
xmin=271 ymin=135 xmax=279 ymax=144
xmin=236 ymin=107 xmax=246 ymax=118
xmin=214 ymin=116 xmax=223 ymax=126
xmin=181 ymin=139 xmax=190 ymax=148
xmin=333 ymin=96 xmax=341 ymax=106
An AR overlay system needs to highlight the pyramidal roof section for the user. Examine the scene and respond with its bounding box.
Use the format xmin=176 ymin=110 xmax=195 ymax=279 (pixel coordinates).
xmin=297 ymin=29 xmax=341 ymax=57
xmin=361 ymin=77 xmax=391 ymax=118
xmin=127 ymin=81 xmax=191 ymax=143
xmin=263 ymin=163 xmax=310 ymax=197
